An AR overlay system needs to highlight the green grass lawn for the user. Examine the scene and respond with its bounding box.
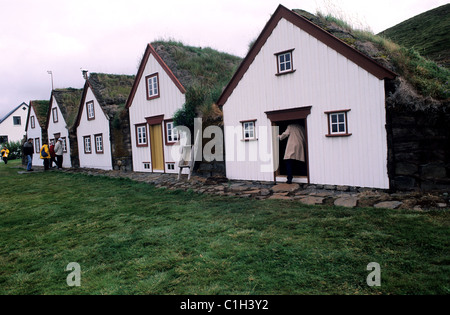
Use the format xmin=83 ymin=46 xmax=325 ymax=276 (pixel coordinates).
xmin=0 ymin=160 xmax=448 ymax=295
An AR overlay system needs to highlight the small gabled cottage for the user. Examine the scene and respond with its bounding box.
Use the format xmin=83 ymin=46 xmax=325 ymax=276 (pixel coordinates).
xmin=0 ymin=102 xmax=29 ymax=144
xmin=217 ymin=5 xmax=397 ymax=189
xmin=46 ymin=88 xmax=83 ymax=168
xmin=74 ymin=73 xmax=135 ymax=170
xmin=126 ymin=41 xmax=241 ymax=174
xmin=126 ymin=42 xmax=187 ymax=173
xmin=25 ymin=100 xmax=50 ymax=166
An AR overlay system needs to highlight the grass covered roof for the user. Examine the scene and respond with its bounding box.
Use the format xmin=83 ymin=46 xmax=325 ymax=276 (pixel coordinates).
xmin=87 ymin=72 xmax=135 ymax=119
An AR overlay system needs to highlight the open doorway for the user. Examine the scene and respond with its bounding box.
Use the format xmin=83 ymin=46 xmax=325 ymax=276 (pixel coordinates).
xmin=275 ymin=119 xmax=308 ymax=183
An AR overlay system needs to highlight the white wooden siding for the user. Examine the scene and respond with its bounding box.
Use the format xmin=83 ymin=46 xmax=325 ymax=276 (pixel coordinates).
xmin=76 ymin=87 xmax=113 ymax=170
xmin=0 ymin=104 xmax=28 ymax=143
xmin=223 ymin=18 xmax=389 ymax=188
xmin=128 ymin=52 xmax=187 ymax=173
xmin=26 ymin=106 xmax=43 ymax=166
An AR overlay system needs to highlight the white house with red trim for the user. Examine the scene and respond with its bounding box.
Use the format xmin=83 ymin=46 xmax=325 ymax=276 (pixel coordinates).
xmin=125 ymin=43 xmax=187 ymax=174
xmin=74 ymin=73 xmax=134 ymax=170
xmin=217 ymin=5 xmax=397 ymax=189
xmin=46 ymin=88 xmax=83 ymax=168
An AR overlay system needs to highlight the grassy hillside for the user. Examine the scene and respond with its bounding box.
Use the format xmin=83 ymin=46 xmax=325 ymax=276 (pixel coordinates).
xmin=379 ymin=4 xmax=450 ymax=68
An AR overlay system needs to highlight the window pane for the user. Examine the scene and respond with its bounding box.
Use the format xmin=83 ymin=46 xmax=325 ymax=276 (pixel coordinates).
xmin=332 ymin=124 xmax=338 ymax=133
xmin=331 ymin=114 xmax=337 ymax=123
xmin=280 ymin=55 xmax=285 ymax=63
xmin=339 ymin=123 xmax=345 ymax=132
xmin=338 ymin=114 xmax=345 ymax=122
xmin=285 ymin=53 xmax=290 ymax=62
xmin=286 ymin=61 xmax=291 ymax=70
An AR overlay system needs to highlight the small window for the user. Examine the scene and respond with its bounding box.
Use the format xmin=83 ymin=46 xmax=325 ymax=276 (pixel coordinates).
xmin=145 ymin=73 xmax=160 ymax=100
xmin=241 ymin=120 xmax=257 ymax=141
xmin=94 ymin=134 xmax=103 ymax=153
xmin=61 ymin=137 xmax=68 ymax=153
xmin=30 ymin=116 xmax=35 ymax=129
xmin=83 ymin=136 xmax=92 ymax=154
xmin=165 ymin=121 xmax=179 ymax=145
xmin=86 ymin=101 xmax=95 ymax=120
xmin=136 ymin=124 xmax=148 ymax=147
xmin=35 ymin=138 xmax=40 ymax=154
xmin=325 ymin=110 xmax=352 ymax=137
xmin=143 ymin=162 xmax=151 ymax=169
xmin=52 ymin=108 xmax=58 ymax=123
xmin=13 ymin=116 xmax=21 ymax=125
xmin=275 ymin=49 xmax=295 ymax=75
xmin=166 ymin=163 xmax=175 ymax=170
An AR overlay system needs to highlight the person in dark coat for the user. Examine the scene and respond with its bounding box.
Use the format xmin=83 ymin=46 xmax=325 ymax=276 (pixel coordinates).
xmin=23 ymin=138 xmax=34 ymax=171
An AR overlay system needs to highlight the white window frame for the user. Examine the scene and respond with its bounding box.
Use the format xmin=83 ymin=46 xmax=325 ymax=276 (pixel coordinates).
xmin=146 ymin=73 xmax=159 ymax=100
xmin=276 ymin=50 xmax=294 ymax=74
xmin=84 ymin=136 xmax=92 ymax=154
xmin=94 ymin=134 xmax=103 ymax=153
xmin=61 ymin=137 xmax=68 ymax=153
xmin=241 ymin=120 xmax=256 ymax=141
xmin=325 ymin=110 xmax=352 ymax=137
xmin=52 ymin=108 xmax=58 ymax=123
xmin=136 ymin=124 xmax=148 ymax=147
xmin=35 ymin=138 xmax=40 ymax=154
xmin=165 ymin=121 xmax=179 ymax=144
xmin=86 ymin=101 xmax=95 ymax=120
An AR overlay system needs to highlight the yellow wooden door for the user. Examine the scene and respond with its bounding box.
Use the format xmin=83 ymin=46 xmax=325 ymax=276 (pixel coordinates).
xmin=150 ymin=124 xmax=164 ymax=171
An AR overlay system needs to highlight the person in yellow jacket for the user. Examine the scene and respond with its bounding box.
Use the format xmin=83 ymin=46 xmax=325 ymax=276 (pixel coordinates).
xmin=40 ymin=143 xmax=51 ymax=170
xmin=1 ymin=146 xmax=9 ymax=165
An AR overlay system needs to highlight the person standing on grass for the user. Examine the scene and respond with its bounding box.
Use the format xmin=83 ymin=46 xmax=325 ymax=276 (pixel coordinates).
xmin=23 ymin=138 xmax=34 ymax=171
xmin=54 ymin=138 xmax=63 ymax=169
xmin=49 ymin=141 xmax=56 ymax=168
xmin=1 ymin=146 xmax=10 ymax=165
xmin=40 ymin=142 xmax=51 ymax=170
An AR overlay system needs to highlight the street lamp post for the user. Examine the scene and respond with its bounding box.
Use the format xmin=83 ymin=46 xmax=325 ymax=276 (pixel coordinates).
xmin=47 ymin=71 xmax=54 ymax=90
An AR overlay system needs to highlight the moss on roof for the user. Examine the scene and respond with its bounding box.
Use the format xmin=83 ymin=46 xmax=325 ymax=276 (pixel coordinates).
xmin=87 ymin=73 xmax=135 ymax=118
xmin=293 ymin=9 xmax=449 ymax=101
xmin=29 ymin=100 xmax=50 ymax=128
xmin=53 ymin=88 xmax=83 ymax=128
xmin=151 ymin=40 xmax=242 ymax=101
xmin=151 ymin=40 xmax=242 ymax=128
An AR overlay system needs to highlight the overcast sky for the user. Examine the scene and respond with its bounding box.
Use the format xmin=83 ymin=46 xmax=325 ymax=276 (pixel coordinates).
xmin=0 ymin=0 xmax=447 ymax=117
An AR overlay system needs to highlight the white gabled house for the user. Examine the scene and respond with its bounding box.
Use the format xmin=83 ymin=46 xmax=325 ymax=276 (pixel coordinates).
xmin=125 ymin=43 xmax=187 ymax=174
xmin=25 ymin=100 xmax=50 ymax=166
xmin=46 ymin=88 xmax=83 ymax=168
xmin=0 ymin=102 xmax=29 ymax=144
xmin=74 ymin=73 xmax=134 ymax=170
xmin=217 ymin=5 xmax=397 ymax=189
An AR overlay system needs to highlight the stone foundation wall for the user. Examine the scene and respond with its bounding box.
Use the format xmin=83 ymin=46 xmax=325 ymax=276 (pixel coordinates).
xmin=386 ymin=79 xmax=450 ymax=191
